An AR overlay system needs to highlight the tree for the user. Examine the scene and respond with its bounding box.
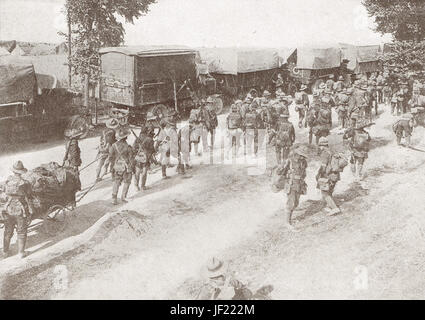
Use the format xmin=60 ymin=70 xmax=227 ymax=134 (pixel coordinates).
xmin=62 ymin=0 xmax=156 ymax=84
xmin=363 ymin=0 xmax=425 ymax=41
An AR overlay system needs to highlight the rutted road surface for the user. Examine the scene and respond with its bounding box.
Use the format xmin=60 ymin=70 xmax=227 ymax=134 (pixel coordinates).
xmin=1 ymin=105 xmax=425 ymax=299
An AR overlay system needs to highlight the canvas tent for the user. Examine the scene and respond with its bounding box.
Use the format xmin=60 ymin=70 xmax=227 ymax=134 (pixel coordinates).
xmin=197 ymin=47 xmax=279 ymax=75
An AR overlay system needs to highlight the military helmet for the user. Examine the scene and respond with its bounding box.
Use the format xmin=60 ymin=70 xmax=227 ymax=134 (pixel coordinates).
xmin=318 ymin=137 xmax=329 ymax=146
xmin=204 ymin=257 xmax=228 ymax=278
xmin=115 ymin=127 xmax=131 ymax=140
xmin=300 ymin=84 xmax=308 ymax=91
xmin=106 ymin=118 xmax=120 ymax=129
xmin=338 ymin=75 xmax=344 ymax=81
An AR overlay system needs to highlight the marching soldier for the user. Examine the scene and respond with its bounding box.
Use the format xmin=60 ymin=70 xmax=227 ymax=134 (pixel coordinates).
xmin=96 ymin=118 xmax=118 ymax=182
xmin=343 ymin=119 xmax=372 ymax=180
xmin=335 ymin=87 xmax=350 ymax=129
xmin=312 ymin=102 xmax=332 ymax=150
xmin=325 ymin=75 xmax=335 ymax=93
xmin=201 ymin=97 xmax=219 ymax=152
xmin=243 ymin=104 xmax=261 ymax=156
xmin=334 ymin=75 xmax=345 ymax=92
xmin=178 ymin=122 xmax=192 ymax=170
xmin=274 ymin=110 xmax=295 ymax=165
xmin=189 ymin=103 xmax=203 ymax=157
xmin=315 ymin=137 xmax=347 ymax=216
xmin=278 ymin=144 xmax=308 ymax=231
xmin=393 ymin=113 xmax=414 ymax=147
xmin=133 ymin=126 xmax=155 ymax=191
xmin=109 ymin=127 xmax=134 ymax=205
xmin=63 ymin=127 xmax=84 ymax=209
xmin=226 ymin=104 xmax=243 ymax=158
xmin=294 ymin=85 xmax=310 ymax=128
xmin=197 ymin=257 xmax=253 ymax=300
xmin=2 ymin=161 xmax=33 ymax=258
xmin=306 ymin=93 xmax=320 ymax=145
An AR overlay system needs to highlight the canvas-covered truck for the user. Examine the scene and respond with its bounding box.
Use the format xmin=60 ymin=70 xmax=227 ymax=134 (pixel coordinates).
xmin=286 ymin=47 xmax=345 ymax=92
xmin=196 ymin=47 xmax=280 ymax=101
xmin=0 ymin=60 xmax=80 ymax=148
xmin=99 ymin=46 xmax=222 ymax=125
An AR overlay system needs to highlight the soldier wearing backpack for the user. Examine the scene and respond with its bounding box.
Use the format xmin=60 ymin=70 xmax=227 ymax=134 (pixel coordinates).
xmin=109 ymin=127 xmax=134 ymax=205
xmin=306 ymin=95 xmax=320 ymax=145
xmin=315 ymin=137 xmax=347 ymax=216
xmin=96 ymin=118 xmax=118 ymax=182
xmin=243 ymin=105 xmax=261 ymax=156
xmin=278 ymin=145 xmax=308 ymax=231
xmin=343 ymin=119 xmax=372 ymax=180
xmin=133 ymin=126 xmax=155 ymax=191
xmin=226 ymin=104 xmax=243 ymax=158
xmin=189 ymin=104 xmax=203 ymax=157
xmin=2 ymin=161 xmax=33 ymax=258
xmin=393 ymin=114 xmax=414 ymax=147
xmin=294 ymin=85 xmax=310 ymax=128
xmin=201 ymin=97 xmax=219 ymax=152
xmin=335 ymin=88 xmax=350 ymax=129
xmin=312 ymin=104 xmax=332 ymax=150
xmin=274 ymin=110 xmax=296 ymax=165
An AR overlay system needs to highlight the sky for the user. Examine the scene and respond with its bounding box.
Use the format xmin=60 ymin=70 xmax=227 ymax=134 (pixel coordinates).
xmin=0 ymin=0 xmax=392 ymax=47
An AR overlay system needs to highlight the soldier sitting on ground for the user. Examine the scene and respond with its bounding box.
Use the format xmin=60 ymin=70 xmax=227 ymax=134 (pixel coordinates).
xmin=343 ymin=119 xmax=372 ymax=180
xmin=197 ymin=257 xmax=253 ymax=300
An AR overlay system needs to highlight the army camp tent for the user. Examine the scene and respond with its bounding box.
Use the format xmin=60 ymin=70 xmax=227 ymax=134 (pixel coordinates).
xmin=197 ymin=48 xmax=279 ymax=75
xmin=0 ymin=62 xmax=37 ymax=104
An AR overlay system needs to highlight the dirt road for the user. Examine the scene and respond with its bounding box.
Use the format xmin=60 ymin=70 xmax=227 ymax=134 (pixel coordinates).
xmin=1 ymin=104 xmax=425 ymax=299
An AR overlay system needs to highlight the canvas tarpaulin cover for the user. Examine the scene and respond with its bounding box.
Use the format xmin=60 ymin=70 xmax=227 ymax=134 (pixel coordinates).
xmin=0 ymin=62 xmax=36 ymax=104
xmin=197 ymin=48 xmax=279 ymax=75
xmin=296 ymin=47 xmax=342 ymax=70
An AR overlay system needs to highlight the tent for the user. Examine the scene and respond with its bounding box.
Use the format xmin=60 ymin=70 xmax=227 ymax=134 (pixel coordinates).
xmin=197 ymin=47 xmax=279 ymax=75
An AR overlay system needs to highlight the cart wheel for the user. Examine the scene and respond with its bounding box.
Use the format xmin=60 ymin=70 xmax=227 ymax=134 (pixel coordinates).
xmin=42 ymin=205 xmax=68 ymax=236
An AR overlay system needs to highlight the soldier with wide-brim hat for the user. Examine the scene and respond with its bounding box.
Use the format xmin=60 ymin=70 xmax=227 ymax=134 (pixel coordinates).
xmin=106 ymin=118 xmax=120 ymax=130
xmin=115 ymin=127 xmax=131 ymax=140
xmin=12 ymin=160 xmax=28 ymax=174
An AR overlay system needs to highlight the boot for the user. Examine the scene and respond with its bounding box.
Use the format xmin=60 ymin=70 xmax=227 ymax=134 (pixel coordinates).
xmin=121 ymin=184 xmax=130 ymax=203
xmin=17 ymin=236 xmax=27 ymax=259
xmin=161 ymin=165 xmax=169 ymax=179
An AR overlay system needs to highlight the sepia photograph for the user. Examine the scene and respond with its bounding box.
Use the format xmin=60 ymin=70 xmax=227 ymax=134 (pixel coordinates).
xmin=0 ymin=0 xmax=424 ymax=304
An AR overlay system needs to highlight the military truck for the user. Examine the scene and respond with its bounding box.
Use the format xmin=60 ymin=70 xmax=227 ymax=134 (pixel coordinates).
xmin=99 ymin=46 xmax=222 ymax=125
xmin=0 ymin=61 xmax=79 ymax=148
xmin=286 ymin=47 xmax=345 ymax=92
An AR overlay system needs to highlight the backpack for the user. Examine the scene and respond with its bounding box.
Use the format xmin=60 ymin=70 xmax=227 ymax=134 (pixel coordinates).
xmin=4 ymin=178 xmax=24 ymax=197
xmin=306 ymin=109 xmax=317 ymax=126
xmin=392 ymin=119 xmax=402 ymax=133
xmin=113 ymin=144 xmax=129 ymax=174
xmin=294 ymin=92 xmax=303 ymax=104
xmin=134 ymin=137 xmax=149 ymax=163
xmin=353 ymin=132 xmax=369 ymax=151
xmin=275 ymin=123 xmax=292 ymax=147
xmin=245 ymin=112 xmax=257 ymax=128
xmin=328 ymin=153 xmax=348 ymax=173
xmin=189 ymin=109 xmax=200 ymax=123
xmin=228 ymin=113 xmax=242 ymax=129
xmin=271 ymin=166 xmax=287 ymax=193
xmin=318 ymin=108 xmax=331 ymax=124
xmin=208 ymin=108 xmax=218 ymax=128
